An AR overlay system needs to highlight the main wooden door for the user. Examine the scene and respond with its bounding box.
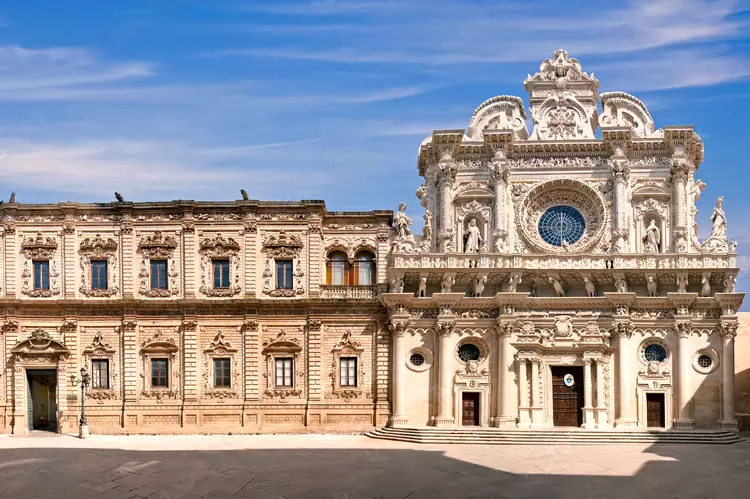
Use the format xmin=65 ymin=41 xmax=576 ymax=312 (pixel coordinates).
xmin=646 ymin=393 xmax=665 ymax=428
xmin=461 ymin=392 xmax=480 ymax=426
xmin=551 ymin=366 xmax=584 ymax=427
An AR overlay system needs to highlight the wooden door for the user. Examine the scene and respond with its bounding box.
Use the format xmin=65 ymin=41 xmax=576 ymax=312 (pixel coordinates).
xmin=552 ymin=367 xmax=584 ymax=427
xmin=461 ymin=392 xmax=480 ymax=426
xmin=646 ymin=393 xmax=665 ymax=428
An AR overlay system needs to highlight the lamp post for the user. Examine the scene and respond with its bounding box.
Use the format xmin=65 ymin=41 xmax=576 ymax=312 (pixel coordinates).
xmin=70 ymin=367 xmax=90 ymax=438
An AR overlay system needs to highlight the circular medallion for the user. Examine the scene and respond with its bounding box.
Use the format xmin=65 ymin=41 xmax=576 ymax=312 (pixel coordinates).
xmin=538 ymin=205 xmax=585 ymax=246
xmin=563 ymin=373 xmax=575 ymax=387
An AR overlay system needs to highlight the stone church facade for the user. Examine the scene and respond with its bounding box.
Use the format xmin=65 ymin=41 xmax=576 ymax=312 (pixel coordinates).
xmin=0 ymin=49 xmax=744 ymax=435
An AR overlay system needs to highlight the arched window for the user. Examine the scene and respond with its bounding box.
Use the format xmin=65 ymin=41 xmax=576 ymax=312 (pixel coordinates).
xmin=354 ymin=251 xmax=375 ymax=286
xmin=327 ymin=251 xmax=349 ymax=286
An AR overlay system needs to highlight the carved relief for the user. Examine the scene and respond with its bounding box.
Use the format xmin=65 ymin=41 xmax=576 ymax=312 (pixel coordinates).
xmin=137 ymin=232 xmax=179 ymax=298
xmin=79 ymin=234 xmax=120 ymax=297
xmin=20 ymin=232 xmax=61 ymax=297
xmin=202 ymin=331 xmax=241 ymax=401
xmin=198 ymin=233 xmax=242 ymax=297
xmin=261 ymin=231 xmax=305 ymax=297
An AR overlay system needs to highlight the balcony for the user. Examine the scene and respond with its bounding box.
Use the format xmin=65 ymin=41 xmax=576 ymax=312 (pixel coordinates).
xmin=319 ymin=285 xmax=378 ymax=299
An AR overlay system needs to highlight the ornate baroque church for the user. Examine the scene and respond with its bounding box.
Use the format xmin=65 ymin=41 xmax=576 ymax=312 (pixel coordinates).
xmin=0 ymin=50 xmax=744 ymax=435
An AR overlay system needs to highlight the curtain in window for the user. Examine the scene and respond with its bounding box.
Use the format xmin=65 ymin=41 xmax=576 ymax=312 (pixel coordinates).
xmin=331 ymin=253 xmax=347 ymax=285
xmin=355 ymin=252 xmax=374 ymax=286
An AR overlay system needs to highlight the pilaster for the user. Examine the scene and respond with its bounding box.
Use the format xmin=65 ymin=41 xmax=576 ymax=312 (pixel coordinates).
xmin=120 ymin=213 xmax=134 ymax=299
xmin=243 ymin=215 xmax=257 ymax=298
xmin=3 ymin=222 xmax=16 ymax=298
xmin=718 ymin=320 xmax=739 ymax=431
xmin=530 ymin=358 xmax=543 ymax=426
xmin=517 ymin=358 xmax=530 ymax=428
xmin=121 ymin=318 xmax=138 ymax=402
xmin=387 ymin=317 xmax=409 ymax=427
xmin=374 ymin=321 xmax=391 ymax=426
xmin=306 ymin=318 xmax=322 ymax=401
xmin=434 ymin=318 xmax=456 ymax=427
xmin=242 ymin=318 xmax=259 ymax=401
xmin=182 ymin=317 xmax=198 ymax=402
xmin=61 ymin=207 xmax=77 ymax=298
xmin=582 ymin=357 xmax=596 ymax=429
xmin=182 ymin=212 xmax=196 ymax=298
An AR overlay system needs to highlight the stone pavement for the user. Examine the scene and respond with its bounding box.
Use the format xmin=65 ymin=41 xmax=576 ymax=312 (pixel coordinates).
xmin=0 ymin=432 xmax=748 ymax=498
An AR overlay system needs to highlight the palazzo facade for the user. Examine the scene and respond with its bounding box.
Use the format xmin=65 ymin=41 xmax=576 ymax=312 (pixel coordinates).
xmin=0 ymin=49 xmax=744 ymax=435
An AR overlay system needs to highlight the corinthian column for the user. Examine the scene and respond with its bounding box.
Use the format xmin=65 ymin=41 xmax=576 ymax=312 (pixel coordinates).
xmin=435 ymin=321 xmax=456 ymax=426
xmin=674 ymin=321 xmax=695 ymax=429
xmin=610 ymin=154 xmax=630 ymax=253
xmin=670 ymin=159 xmax=691 ymax=253
xmin=719 ymin=322 xmax=738 ymax=430
xmin=517 ymin=359 xmax=530 ymax=428
xmin=491 ymin=149 xmax=509 ymax=253
xmin=437 ymin=153 xmax=457 ymax=252
xmin=493 ymin=321 xmax=516 ymax=427
xmin=615 ymin=322 xmax=638 ymax=427
xmin=388 ymin=320 xmax=409 ymax=426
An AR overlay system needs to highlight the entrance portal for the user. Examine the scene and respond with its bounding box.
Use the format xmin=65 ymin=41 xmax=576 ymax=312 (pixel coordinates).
xmin=461 ymin=392 xmax=480 ymax=426
xmin=551 ymin=366 xmax=584 ymax=427
xmin=26 ymin=370 xmax=58 ymax=432
xmin=646 ymin=393 xmax=665 ymax=428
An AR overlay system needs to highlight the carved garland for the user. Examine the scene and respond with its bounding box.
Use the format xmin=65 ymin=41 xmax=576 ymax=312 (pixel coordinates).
xmin=202 ymin=331 xmax=241 ymax=400
xmin=261 ymin=231 xmax=305 ymax=297
xmin=79 ymin=234 xmax=120 ymax=297
xmin=20 ymin=232 xmax=61 ymax=297
xmin=325 ymin=330 xmax=370 ymax=402
xmin=262 ymin=329 xmax=304 ymax=401
xmin=198 ymin=233 xmax=242 ymax=297
xmin=82 ymin=329 xmax=119 ymax=403
xmin=137 ymin=231 xmax=179 ymax=298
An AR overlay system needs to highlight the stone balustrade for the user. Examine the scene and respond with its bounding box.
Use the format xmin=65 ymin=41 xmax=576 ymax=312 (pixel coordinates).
xmin=319 ymin=285 xmax=378 ymax=299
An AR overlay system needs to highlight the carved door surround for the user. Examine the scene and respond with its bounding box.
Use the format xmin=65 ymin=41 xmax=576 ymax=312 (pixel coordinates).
xmin=10 ymin=329 xmax=71 ymax=434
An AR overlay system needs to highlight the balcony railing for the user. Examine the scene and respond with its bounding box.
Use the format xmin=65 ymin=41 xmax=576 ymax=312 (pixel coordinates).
xmin=319 ymin=285 xmax=378 ymax=299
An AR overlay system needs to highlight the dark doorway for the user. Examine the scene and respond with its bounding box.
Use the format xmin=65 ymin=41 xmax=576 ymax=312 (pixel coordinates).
xmin=26 ymin=369 xmax=58 ymax=432
xmin=461 ymin=392 xmax=480 ymax=426
xmin=551 ymin=366 xmax=584 ymax=427
xmin=646 ymin=393 xmax=666 ymax=428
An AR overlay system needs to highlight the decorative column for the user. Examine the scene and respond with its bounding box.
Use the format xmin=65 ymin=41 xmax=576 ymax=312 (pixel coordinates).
xmin=493 ymin=321 xmax=516 ymax=427
xmin=435 ymin=320 xmax=456 ymax=426
xmin=670 ymin=159 xmax=691 ymax=253
xmin=388 ymin=319 xmax=409 ymax=426
xmin=674 ymin=321 xmax=695 ymax=429
xmin=120 ymin=213 xmax=134 ymax=299
xmin=718 ymin=321 xmax=739 ymax=430
xmin=491 ymin=149 xmax=510 ymax=253
xmin=517 ymin=358 xmax=530 ymax=428
xmin=595 ymin=358 xmax=607 ymax=427
xmin=437 ymin=154 xmax=457 ymax=253
xmin=306 ymin=318 xmax=323 ymax=402
xmin=610 ymin=150 xmax=630 ymax=253
xmin=615 ymin=321 xmax=638 ymax=427
xmin=582 ymin=357 xmax=595 ymax=428
xmin=374 ymin=321 xmax=392 ymax=427
xmin=530 ymin=358 xmax=543 ymax=426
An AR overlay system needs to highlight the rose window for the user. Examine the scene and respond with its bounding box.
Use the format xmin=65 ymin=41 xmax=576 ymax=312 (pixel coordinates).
xmin=537 ymin=205 xmax=586 ymax=247
xmin=458 ymin=344 xmax=481 ymax=362
xmin=644 ymin=344 xmax=667 ymax=363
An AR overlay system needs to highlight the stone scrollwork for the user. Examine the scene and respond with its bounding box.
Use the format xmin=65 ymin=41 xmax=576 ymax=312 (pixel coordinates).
xmin=139 ymin=329 xmax=180 ymax=402
xmin=21 ymin=232 xmax=61 ymax=298
xmin=79 ymin=234 xmax=120 ymax=297
xmin=198 ymin=233 xmax=242 ymax=297
xmin=262 ymin=329 xmax=304 ymax=401
xmin=83 ymin=330 xmax=119 ymax=403
xmin=326 ymin=330 xmax=370 ymax=402
xmin=202 ymin=331 xmax=241 ymax=401
xmin=137 ymin=231 xmax=179 ymax=298
xmin=261 ymin=231 xmax=305 ymax=297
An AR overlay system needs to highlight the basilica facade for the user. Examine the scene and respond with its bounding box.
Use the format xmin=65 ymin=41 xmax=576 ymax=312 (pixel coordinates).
xmin=0 ymin=49 xmax=744 ymax=435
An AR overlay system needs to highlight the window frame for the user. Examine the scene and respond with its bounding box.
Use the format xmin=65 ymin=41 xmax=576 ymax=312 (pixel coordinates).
xmin=274 ymin=357 xmax=294 ymax=388
xmin=353 ymin=251 xmax=375 ymax=286
xmin=32 ymin=260 xmax=50 ymax=290
xmin=213 ymin=357 xmax=232 ymax=388
xmin=275 ymin=259 xmax=294 ymax=290
xmin=91 ymin=358 xmax=110 ymax=389
xmin=90 ymin=260 xmax=109 ymax=291
xmin=339 ymin=357 xmax=358 ymax=387
xmin=150 ymin=259 xmax=169 ymax=290
xmin=212 ymin=259 xmax=231 ymax=290
xmin=150 ymin=358 xmax=170 ymax=388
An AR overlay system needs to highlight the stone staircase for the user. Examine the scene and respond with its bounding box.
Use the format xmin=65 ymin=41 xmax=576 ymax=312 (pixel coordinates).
xmin=365 ymin=427 xmax=741 ymax=445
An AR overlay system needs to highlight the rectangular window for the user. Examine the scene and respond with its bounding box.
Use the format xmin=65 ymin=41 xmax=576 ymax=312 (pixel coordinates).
xmin=91 ymin=260 xmax=108 ymax=290
xmin=33 ymin=260 xmax=50 ymax=290
xmin=91 ymin=359 xmax=110 ymax=389
xmin=275 ymin=358 xmax=293 ymax=388
xmin=340 ymin=357 xmax=357 ymax=387
xmin=213 ymin=358 xmax=231 ymax=388
xmin=276 ymin=260 xmax=294 ymax=290
xmin=151 ymin=358 xmax=169 ymax=388
xmin=213 ymin=259 xmax=231 ymax=289
xmin=150 ymin=260 xmax=168 ymax=290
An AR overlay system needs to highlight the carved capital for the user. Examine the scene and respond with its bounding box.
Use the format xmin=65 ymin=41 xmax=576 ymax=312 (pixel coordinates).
xmin=181 ymin=318 xmax=198 ymax=332
xmin=388 ymin=320 xmax=409 ymax=337
xmin=719 ymin=321 xmax=738 ymax=340
xmin=673 ymin=321 xmax=692 ymax=338
xmin=241 ymin=318 xmax=259 ymax=332
xmin=670 ymin=159 xmax=690 ymax=182
xmin=615 ymin=321 xmax=633 ymax=339
xmin=436 ymin=320 xmax=455 ymax=337
xmin=121 ymin=319 xmax=138 ymax=332
xmin=306 ymin=318 xmax=322 ymax=331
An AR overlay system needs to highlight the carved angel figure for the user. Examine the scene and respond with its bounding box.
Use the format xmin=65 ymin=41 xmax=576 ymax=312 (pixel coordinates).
xmin=710 ymin=196 xmax=727 ymax=238
xmin=394 ymin=202 xmax=413 ymax=239
xmin=643 ymin=219 xmax=660 ymax=253
xmin=463 ymin=218 xmax=482 ymax=253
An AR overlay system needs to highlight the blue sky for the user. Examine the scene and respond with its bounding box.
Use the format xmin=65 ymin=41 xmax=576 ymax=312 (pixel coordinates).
xmin=1 ymin=0 xmax=749 ymax=293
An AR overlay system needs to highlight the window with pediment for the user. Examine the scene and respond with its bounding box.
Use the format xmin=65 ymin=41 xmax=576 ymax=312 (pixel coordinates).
xmin=202 ymin=331 xmax=241 ymax=400
xmin=139 ymin=330 xmax=180 ymax=401
xmin=137 ymin=232 xmax=180 ymax=298
xmin=326 ymin=330 xmax=368 ymax=401
xmin=82 ymin=330 xmax=118 ymax=402
xmin=20 ymin=232 xmax=60 ymax=298
xmin=262 ymin=330 xmax=303 ymax=400
xmin=198 ymin=233 xmax=242 ymax=297
xmin=79 ymin=234 xmax=120 ymax=297
xmin=261 ymin=231 xmax=305 ymax=297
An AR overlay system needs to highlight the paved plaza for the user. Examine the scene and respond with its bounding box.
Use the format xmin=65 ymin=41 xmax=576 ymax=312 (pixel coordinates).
xmin=0 ymin=433 xmax=748 ymax=498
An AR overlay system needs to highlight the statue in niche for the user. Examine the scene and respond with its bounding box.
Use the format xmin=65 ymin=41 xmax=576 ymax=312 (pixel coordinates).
xmin=643 ymin=219 xmax=660 ymax=253
xmin=463 ymin=218 xmax=483 ymax=253
xmin=394 ymin=202 xmax=413 ymax=239
xmin=710 ymin=196 xmax=727 ymax=238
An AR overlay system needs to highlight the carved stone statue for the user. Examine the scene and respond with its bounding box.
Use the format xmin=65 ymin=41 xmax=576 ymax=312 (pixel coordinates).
xmin=416 ymin=184 xmax=428 ymax=208
xmin=700 ymin=276 xmax=711 ymax=297
xmin=643 ymin=219 xmax=660 ymax=253
xmin=529 ymin=279 xmax=537 ymax=297
xmin=646 ymin=276 xmax=658 ymax=297
xmin=441 ymin=276 xmax=454 ymax=293
xmin=422 ymin=210 xmax=433 ymax=243
xmin=710 ymin=196 xmax=727 ymax=238
xmin=463 ymin=218 xmax=482 ymax=253
xmin=676 ymin=275 xmax=688 ymax=293
xmin=724 ymin=275 xmax=736 ymax=293
xmin=417 ymin=277 xmax=427 ymax=298
xmin=394 ymin=202 xmax=413 ymax=239
xmin=614 ymin=277 xmax=628 ymax=293
xmin=549 ymin=277 xmax=565 ymax=297
xmin=507 ymin=274 xmax=522 ymax=293
xmin=584 ymin=277 xmax=596 ymax=297
xmin=472 ymin=276 xmax=487 ymax=297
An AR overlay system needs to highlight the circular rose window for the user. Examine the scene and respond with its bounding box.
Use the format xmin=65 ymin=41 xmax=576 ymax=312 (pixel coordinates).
xmin=538 ymin=205 xmax=585 ymax=247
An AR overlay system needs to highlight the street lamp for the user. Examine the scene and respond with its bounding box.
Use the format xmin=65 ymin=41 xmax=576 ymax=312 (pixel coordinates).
xmin=70 ymin=366 xmax=91 ymax=438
